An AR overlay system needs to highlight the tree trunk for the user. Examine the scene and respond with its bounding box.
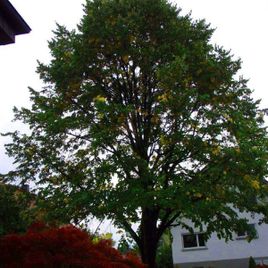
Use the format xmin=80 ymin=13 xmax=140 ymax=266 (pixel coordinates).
xmin=139 ymin=208 xmax=160 ymax=268
xmin=140 ymin=240 xmax=158 ymax=268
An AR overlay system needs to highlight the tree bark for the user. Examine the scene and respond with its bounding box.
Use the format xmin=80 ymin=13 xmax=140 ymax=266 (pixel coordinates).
xmin=139 ymin=208 xmax=160 ymax=268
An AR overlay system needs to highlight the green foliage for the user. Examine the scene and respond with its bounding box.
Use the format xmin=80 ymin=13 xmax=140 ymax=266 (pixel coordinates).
xmin=0 ymin=184 xmax=34 ymax=236
xmin=2 ymin=0 xmax=268 ymax=266
xmin=156 ymin=230 xmax=173 ymax=268
xmin=117 ymin=234 xmax=137 ymax=254
xmin=117 ymin=230 xmax=140 ymax=256
xmin=249 ymin=256 xmax=257 ymax=268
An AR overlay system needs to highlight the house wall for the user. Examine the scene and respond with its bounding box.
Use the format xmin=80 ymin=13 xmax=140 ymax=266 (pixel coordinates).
xmin=171 ymin=212 xmax=268 ymax=267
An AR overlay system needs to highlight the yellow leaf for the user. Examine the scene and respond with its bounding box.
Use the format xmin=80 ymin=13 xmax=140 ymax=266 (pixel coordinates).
xmin=94 ymin=95 xmax=106 ymax=102
xmin=151 ymin=115 xmax=160 ymax=124
xmin=88 ymin=37 xmax=100 ymax=44
xmin=129 ymin=35 xmax=136 ymax=43
xmin=92 ymin=237 xmax=100 ymax=244
xmin=235 ymin=147 xmax=241 ymax=153
xmin=243 ymin=174 xmax=251 ymax=181
xmin=118 ymin=114 xmax=125 ymax=123
xmin=109 ymin=17 xmax=117 ymax=26
xmin=212 ymin=146 xmax=221 ymax=155
xmin=251 ymin=180 xmax=260 ymax=190
xmin=244 ymin=175 xmax=260 ymax=190
xmin=160 ymin=135 xmax=166 ymax=145
xmin=194 ymin=192 xmax=202 ymax=198
xmin=157 ymin=93 xmax=168 ymax=102
xmin=64 ymin=51 xmax=72 ymax=58
xmin=97 ymin=112 xmax=104 ymax=119
xmin=223 ymin=113 xmax=233 ymax=123
xmin=101 ymin=233 xmax=113 ymax=240
xmin=122 ymin=55 xmax=129 ymax=64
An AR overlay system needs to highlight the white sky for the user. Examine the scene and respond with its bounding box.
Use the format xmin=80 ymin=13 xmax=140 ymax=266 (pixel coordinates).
xmin=1 ymin=0 xmax=268 ymax=173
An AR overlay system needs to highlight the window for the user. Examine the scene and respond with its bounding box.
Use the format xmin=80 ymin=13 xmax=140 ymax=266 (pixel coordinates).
xmin=236 ymin=224 xmax=258 ymax=239
xmin=182 ymin=233 xmax=206 ymax=249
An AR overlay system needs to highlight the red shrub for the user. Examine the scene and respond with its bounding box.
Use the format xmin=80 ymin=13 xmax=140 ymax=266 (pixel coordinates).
xmin=0 ymin=223 xmax=146 ymax=268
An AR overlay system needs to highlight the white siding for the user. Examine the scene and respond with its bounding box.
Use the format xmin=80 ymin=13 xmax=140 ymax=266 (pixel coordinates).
xmin=171 ymin=212 xmax=268 ymax=265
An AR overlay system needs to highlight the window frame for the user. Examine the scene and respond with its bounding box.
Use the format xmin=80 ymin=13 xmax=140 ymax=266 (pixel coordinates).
xmin=181 ymin=232 xmax=207 ymax=250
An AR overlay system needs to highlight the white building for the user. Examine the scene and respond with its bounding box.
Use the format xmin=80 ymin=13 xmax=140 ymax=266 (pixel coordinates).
xmin=171 ymin=211 xmax=268 ymax=268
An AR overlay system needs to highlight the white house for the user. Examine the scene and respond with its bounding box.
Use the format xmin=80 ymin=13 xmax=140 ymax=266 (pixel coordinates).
xmin=171 ymin=211 xmax=268 ymax=268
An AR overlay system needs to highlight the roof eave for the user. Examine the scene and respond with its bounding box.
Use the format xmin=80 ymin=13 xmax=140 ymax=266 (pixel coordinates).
xmin=0 ymin=0 xmax=31 ymax=45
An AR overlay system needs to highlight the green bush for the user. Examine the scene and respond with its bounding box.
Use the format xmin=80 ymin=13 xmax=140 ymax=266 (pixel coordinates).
xmin=249 ymin=256 xmax=257 ymax=268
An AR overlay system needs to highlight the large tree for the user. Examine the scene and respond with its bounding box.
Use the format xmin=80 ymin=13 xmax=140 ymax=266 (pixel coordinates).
xmin=2 ymin=0 xmax=268 ymax=266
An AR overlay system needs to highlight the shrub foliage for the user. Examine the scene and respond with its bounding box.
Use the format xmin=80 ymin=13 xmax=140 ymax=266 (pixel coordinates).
xmin=0 ymin=223 xmax=145 ymax=268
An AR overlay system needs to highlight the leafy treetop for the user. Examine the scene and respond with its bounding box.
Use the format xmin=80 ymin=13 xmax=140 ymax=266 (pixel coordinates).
xmin=2 ymin=0 xmax=268 ymax=266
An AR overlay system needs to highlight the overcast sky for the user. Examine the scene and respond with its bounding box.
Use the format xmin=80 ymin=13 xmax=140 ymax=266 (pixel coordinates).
xmin=1 ymin=0 xmax=268 ymax=175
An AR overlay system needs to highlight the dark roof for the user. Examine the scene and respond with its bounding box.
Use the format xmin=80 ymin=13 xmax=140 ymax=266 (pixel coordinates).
xmin=0 ymin=0 xmax=31 ymax=45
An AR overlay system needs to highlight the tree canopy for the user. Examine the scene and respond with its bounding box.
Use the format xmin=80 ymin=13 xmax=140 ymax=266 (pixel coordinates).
xmin=0 ymin=183 xmax=34 ymax=236
xmin=2 ymin=0 xmax=268 ymax=266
